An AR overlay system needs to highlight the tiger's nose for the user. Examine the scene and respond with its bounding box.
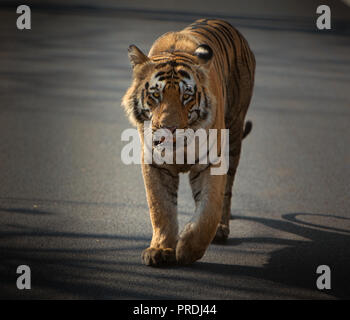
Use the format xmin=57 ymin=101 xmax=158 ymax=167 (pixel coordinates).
xmin=162 ymin=126 xmax=177 ymax=134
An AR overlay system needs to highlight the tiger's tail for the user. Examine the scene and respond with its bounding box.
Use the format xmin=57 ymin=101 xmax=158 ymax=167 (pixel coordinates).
xmin=242 ymin=120 xmax=253 ymax=139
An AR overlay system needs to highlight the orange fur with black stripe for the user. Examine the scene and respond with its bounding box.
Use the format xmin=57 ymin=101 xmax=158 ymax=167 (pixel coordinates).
xmin=122 ymin=19 xmax=255 ymax=266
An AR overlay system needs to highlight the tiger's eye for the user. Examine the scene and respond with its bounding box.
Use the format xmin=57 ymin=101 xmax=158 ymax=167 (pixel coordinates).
xmin=153 ymin=92 xmax=160 ymax=98
xmin=183 ymin=94 xmax=190 ymax=100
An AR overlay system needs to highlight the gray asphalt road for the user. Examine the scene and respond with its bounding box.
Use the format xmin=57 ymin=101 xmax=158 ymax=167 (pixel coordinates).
xmin=0 ymin=0 xmax=349 ymax=299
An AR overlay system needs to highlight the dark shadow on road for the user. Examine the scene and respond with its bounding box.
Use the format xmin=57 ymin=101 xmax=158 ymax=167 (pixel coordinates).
xmin=0 ymin=210 xmax=349 ymax=299
xmin=201 ymin=213 xmax=350 ymax=299
xmin=0 ymin=221 xmax=157 ymax=299
xmin=0 ymin=197 xmax=148 ymax=210
xmin=0 ymin=207 xmax=55 ymax=215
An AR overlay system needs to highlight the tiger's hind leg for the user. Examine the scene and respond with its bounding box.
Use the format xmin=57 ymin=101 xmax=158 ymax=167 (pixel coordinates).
xmin=213 ymin=173 xmax=235 ymax=243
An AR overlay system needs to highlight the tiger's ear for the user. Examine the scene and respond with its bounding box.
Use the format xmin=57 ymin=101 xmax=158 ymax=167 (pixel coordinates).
xmin=128 ymin=45 xmax=149 ymax=68
xmin=194 ymin=44 xmax=213 ymax=65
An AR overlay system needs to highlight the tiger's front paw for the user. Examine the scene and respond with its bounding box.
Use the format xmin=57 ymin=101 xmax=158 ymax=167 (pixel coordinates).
xmin=176 ymin=224 xmax=206 ymax=265
xmin=212 ymin=223 xmax=229 ymax=243
xmin=176 ymin=242 xmax=204 ymax=265
xmin=141 ymin=247 xmax=176 ymax=267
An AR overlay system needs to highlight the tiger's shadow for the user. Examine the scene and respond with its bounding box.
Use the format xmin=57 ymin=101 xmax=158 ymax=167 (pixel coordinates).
xmin=197 ymin=212 xmax=350 ymax=299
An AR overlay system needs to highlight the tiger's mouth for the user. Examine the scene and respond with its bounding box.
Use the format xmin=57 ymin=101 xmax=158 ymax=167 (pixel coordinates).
xmin=152 ymin=126 xmax=176 ymax=148
xmin=151 ymin=127 xmax=192 ymax=149
xmin=153 ymin=136 xmax=165 ymax=147
xmin=153 ymin=135 xmax=177 ymax=148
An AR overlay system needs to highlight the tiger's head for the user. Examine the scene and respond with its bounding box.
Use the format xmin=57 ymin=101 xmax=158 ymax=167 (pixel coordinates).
xmin=122 ymin=44 xmax=215 ymax=141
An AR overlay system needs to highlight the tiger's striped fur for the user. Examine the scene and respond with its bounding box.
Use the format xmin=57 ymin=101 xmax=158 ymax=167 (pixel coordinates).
xmin=122 ymin=19 xmax=255 ymax=266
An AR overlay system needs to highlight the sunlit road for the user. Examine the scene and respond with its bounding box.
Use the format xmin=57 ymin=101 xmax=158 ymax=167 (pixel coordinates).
xmin=0 ymin=0 xmax=349 ymax=299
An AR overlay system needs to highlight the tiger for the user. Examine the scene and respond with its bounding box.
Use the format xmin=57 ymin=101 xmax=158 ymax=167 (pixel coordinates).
xmin=122 ymin=19 xmax=255 ymax=266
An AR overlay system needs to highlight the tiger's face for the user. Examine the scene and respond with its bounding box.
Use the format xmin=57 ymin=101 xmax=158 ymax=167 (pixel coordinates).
xmin=122 ymin=44 xmax=215 ymax=145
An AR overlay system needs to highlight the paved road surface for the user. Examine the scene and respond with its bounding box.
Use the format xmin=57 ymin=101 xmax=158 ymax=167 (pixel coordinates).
xmin=0 ymin=0 xmax=349 ymax=299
